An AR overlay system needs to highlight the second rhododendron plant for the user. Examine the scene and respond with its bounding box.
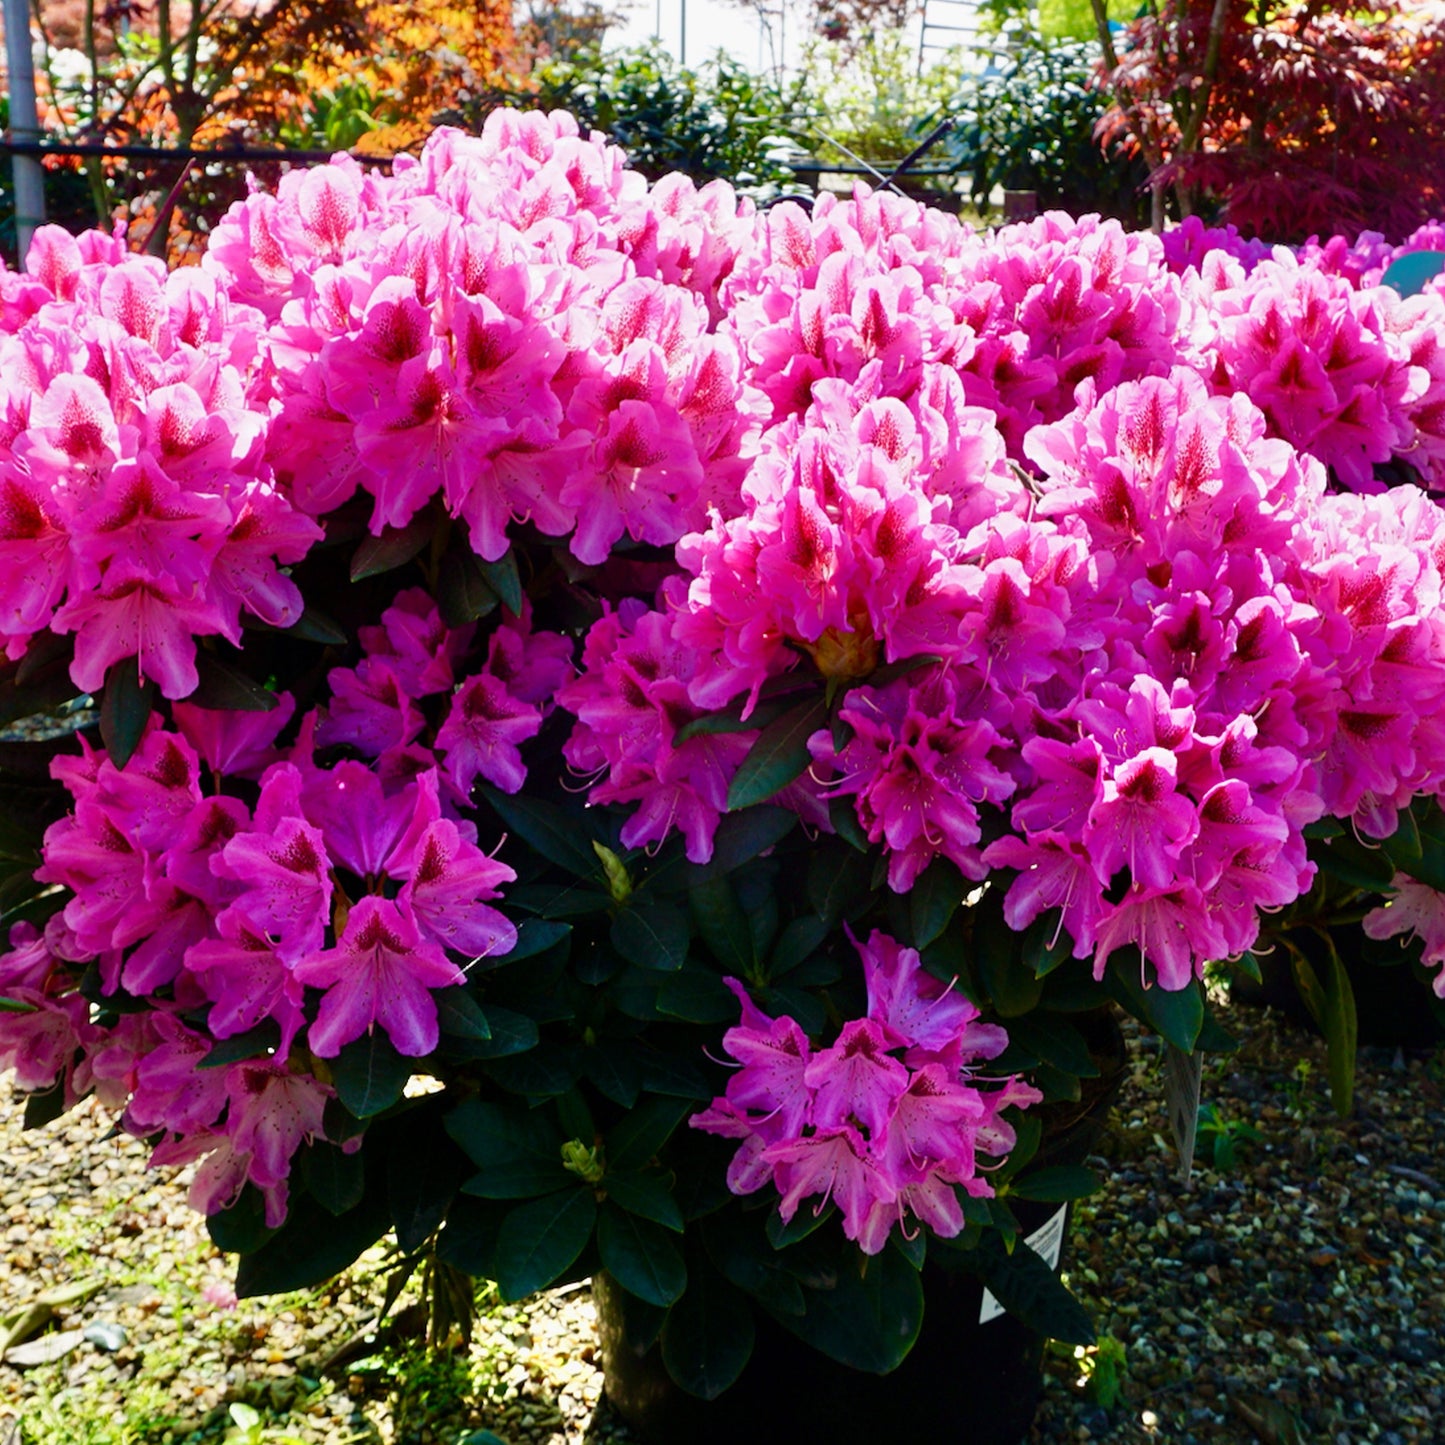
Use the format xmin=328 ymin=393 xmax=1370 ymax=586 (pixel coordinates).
xmin=1 ymin=112 xmax=1444 ymax=1393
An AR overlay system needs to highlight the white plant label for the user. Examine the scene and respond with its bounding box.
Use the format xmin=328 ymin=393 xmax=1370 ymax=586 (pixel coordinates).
xmin=979 ymin=1204 xmax=1069 ymax=1324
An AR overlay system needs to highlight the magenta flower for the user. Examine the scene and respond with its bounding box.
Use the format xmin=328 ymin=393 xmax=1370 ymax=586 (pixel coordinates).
xmin=293 ymin=895 xmax=462 ymax=1057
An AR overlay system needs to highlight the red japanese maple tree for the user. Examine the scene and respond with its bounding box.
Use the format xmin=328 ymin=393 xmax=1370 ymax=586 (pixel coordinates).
xmin=1092 ymin=0 xmax=1445 ymax=242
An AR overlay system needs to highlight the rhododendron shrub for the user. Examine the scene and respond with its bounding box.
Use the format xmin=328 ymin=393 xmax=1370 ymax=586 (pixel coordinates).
xmin=1 ymin=112 xmax=1444 ymax=1391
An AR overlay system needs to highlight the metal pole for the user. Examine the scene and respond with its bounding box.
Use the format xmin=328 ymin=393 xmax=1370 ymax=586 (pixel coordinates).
xmin=3 ymin=0 xmax=46 ymax=263
xmin=679 ymin=0 xmax=686 ymax=65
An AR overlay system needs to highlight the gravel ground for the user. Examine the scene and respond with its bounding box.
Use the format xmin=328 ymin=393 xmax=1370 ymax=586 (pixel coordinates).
xmin=0 ymin=998 xmax=1439 ymax=1445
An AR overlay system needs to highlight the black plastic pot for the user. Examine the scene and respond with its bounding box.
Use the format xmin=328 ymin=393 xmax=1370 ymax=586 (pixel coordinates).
xmin=596 ymin=1008 xmax=1126 ymax=1445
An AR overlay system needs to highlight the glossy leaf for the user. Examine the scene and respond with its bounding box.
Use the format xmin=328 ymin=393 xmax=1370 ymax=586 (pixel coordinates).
xmin=611 ymin=902 xmax=690 ymax=972
xmin=481 ymin=787 xmax=601 ymax=880
xmin=493 ymin=1188 xmax=597 ymax=1300
xmin=476 ymin=549 xmax=524 ymax=616
xmin=301 ymin=1141 xmax=366 ymax=1216
xmin=330 ymin=1032 xmax=411 ymax=1118
xmin=1006 ymin=1165 xmax=1102 ymax=1202
xmin=908 ymin=857 xmax=964 ymax=949
xmin=598 ymin=1204 xmax=686 ymax=1307
xmin=968 ymin=1230 xmax=1094 ymax=1345
xmin=349 ymin=512 xmax=433 ymax=581
xmin=99 ymin=661 xmax=156 ymax=769
xmin=603 ymin=1170 xmax=685 ymax=1232
xmin=607 ymin=1096 xmax=695 ymax=1171
xmin=188 ymin=653 xmax=279 ymax=712
xmin=772 ymin=1244 xmax=924 ymax=1373
xmin=236 ymin=1187 xmax=391 ymax=1297
xmin=659 ymin=1253 xmax=756 ymax=1400
xmin=726 ymin=696 xmax=830 ymax=811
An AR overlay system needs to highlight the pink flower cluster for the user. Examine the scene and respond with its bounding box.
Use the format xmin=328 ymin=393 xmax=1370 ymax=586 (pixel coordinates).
xmin=0 ymin=589 xmax=551 ymax=1222
xmin=0 ymin=227 xmax=322 ymax=696
xmin=218 ymin=115 xmax=760 ymax=566
xmin=691 ymin=929 xmax=1038 ymax=1254
xmin=4 ymin=107 xmax=1445 ymax=1240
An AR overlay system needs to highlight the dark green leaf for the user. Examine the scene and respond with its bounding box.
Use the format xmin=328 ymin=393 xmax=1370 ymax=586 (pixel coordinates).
xmin=975 ymin=898 xmax=1044 ymax=1017
xmin=493 ymin=919 xmax=571 ymax=966
xmin=635 ymin=1049 xmax=712 ymax=1100
xmin=1006 ymin=1165 xmax=1101 ymax=1203
xmin=1318 ymin=937 xmax=1358 ymax=1116
xmin=99 ymin=661 xmax=156 ymax=768
xmin=0 ymin=996 xmax=38 ymax=1014
xmin=476 ymin=550 xmax=524 ymax=615
xmin=1104 ymin=964 xmax=1204 ymax=1053
xmin=387 ymin=1113 xmax=466 ymax=1253
xmin=765 ymin=1203 xmax=835 ymax=1249
xmin=772 ymin=1244 xmax=924 ymax=1373
xmin=769 ymin=915 xmax=829 ymax=977
xmin=493 ymin=1188 xmax=596 ymax=1299
xmin=726 ymin=697 xmax=830 ymax=811
xmin=188 ymin=654 xmax=279 ymax=712
xmin=447 ymin=1097 xmax=570 ymax=1197
xmin=0 ymin=654 xmax=82 ymax=728
xmin=482 ymin=787 xmax=601 ymax=879
xmin=968 ymin=1229 xmax=1094 ymax=1345
xmin=207 ymin=1183 xmax=275 ymax=1255
xmin=611 ymin=902 xmax=690 ymax=972
xmin=658 ymin=964 xmax=737 ymax=1023
xmin=598 ymin=1204 xmax=686 ymax=1307
xmin=909 ymin=857 xmax=964 ymax=949
xmin=434 ymin=986 xmax=492 ymax=1041
xmin=672 ymin=693 xmax=798 ymax=744
xmin=236 ymin=1187 xmax=391 ymax=1296
xmin=285 ymin=607 xmax=348 ymax=645
xmin=827 ymin=795 xmax=871 ymax=853
xmin=659 ymin=1253 xmax=756 ymax=1399
xmin=1001 ymin=1015 xmax=1098 ymax=1079
xmin=580 ymin=1039 xmax=642 ymax=1107
xmin=468 ymin=1007 xmax=540 ymax=1058
xmin=438 ymin=548 xmax=500 ymax=627
xmin=349 ymin=513 xmax=434 ymax=581
xmin=22 ymin=1081 xmax=67 ymax=1131
xmin=806 ymin=841 xmax=874 ymax=927
xmin=682 ymin=807 xmax=797 ymax=887
xmin=1311 ymin=833 xmax=1396 ymax=893
xmin=1022 ymin=911 xmax=1073 ymax=977
xmin=301 ymin=1141 xmax=366 ymax=1216
xmin=607 ymin=1096 xmax=694 ymax=1171
xmin=689 ymin=877 xmax=753 ymax=974
xmin=196 ymin=1020 xmax=282 ymax=1068
xmin=331 ymin=1033 xmax=411 ymax=1118
xmin=484 ymin=1042 xmax=581 ymax=1098
xmin=435 ymin=1195 xmax=508 ymax=1277
xmin=604 ymin=1170 xmax=684 ymax=1232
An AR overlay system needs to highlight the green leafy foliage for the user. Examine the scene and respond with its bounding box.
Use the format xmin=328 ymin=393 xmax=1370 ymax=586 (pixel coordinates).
xmin=937 ymin=36 xmax=1148 ymax=223
xmin=493 ymin=44 xmax=809 ymax=196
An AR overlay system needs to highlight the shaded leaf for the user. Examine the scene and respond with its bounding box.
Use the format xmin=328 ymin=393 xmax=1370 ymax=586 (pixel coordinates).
xmin=236 ymin=1187 xmax=391 ymax=1296
xmin=475 ymin=550 xmax=524 ymax=616
xmin=331 ymin=1033 xmax=411 ymax=1118
xmin=482 ymin=787 xmax=601 ymax=879
xmin=99 ymin=661 xmax=156 ymax=769
xmin=349 ymin=513 xmax=433 ymax=581
xmin=611 ymin=902 xmax=690 ymax=973
xmin=493 ymin=1188 xmax=596 ymax=1299
xmin=659 ymin=1252 xmax=755 ymax=1399
xmin=188 ymin=653 xmax=279 ymax=712
xmin=726 ymin=697 xmax=830 ymax=811
xmin=603 ymin=1170 xmax=684 ymax=1232
xmin=598 ymin=1204 xmax=686 ymax=1307
xmin=301 ymin=1141 xmax=366 ymax=1217
xmin=1006 ymin=1165 xmax=1102 ymax=1203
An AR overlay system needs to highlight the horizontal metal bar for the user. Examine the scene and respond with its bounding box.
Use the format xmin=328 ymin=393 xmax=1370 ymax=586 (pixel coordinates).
xmin=0 ymin=137 xmax=395 ymax=165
